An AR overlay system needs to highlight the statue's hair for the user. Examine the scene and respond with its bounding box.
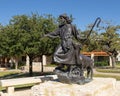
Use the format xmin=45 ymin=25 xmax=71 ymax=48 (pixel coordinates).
xmin=59 ymin=14 xmax=72 ymax=24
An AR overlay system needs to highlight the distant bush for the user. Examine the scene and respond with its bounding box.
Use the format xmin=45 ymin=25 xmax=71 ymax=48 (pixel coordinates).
xmin=116 ymin=61 xmax=120 ymax=65
xmin=94 ymin=61 xmax=109 ymax=67
xmin=18 ymin=61 xmax=26 ymax=68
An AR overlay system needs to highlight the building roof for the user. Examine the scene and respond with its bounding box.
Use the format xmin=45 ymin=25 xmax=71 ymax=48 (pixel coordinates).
xmin=82 ymin=51 xmax=109 ymax=56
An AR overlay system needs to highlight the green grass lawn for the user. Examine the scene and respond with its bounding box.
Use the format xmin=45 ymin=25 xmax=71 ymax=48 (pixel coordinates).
xmin=0 ymin=83 xmax=35 ymax=91
xmin=94 ymin=74 xmax=120 ymax=80
xmin=0 ymin=71 xmax=20 ymax=79
xmin=96 ymin=68 xmax=120 ymax=73
xmin=94 ymin=65 xmax=120 ymax=80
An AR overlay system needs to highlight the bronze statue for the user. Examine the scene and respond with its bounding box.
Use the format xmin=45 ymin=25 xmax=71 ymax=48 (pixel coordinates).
xmin=44 ymin=14 xmax=85 ymax=65
xmin=44 ymin=14 xmax=101 ymax=84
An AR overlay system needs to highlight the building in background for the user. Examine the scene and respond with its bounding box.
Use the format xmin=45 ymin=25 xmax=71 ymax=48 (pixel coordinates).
xmin=116 ymin=52 xmax=120 ymax=61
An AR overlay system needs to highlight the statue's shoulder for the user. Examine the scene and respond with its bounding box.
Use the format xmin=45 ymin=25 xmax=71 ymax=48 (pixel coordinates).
xmin=70 ymin=24 xmax=77 ymax=33
xmin=72 ymin=24 xmax=77 ymax=28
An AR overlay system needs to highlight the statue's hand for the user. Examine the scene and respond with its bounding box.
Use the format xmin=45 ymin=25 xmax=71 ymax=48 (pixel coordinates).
xmin=42 ymin=34 xmax=48 ymax=38
xmin=40 ymin=34 xmax=48 ymax=39
xmin=44 ymin=34 xmax=49 ymax=37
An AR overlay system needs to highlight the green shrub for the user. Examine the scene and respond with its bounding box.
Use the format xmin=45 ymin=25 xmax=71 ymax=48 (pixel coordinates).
xmin=18 ymin=61 xmax=26 ymax=68
xmin=94 ymin=61 xmax=109 ymax=67
xmin=11 ymin=61 xmax=26 ymax=69
xmin=116 ymin=61 xmax=120 ymax=65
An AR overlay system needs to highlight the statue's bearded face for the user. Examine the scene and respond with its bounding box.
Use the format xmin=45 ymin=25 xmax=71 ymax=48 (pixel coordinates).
xmin=58 ymin=17 xmax=66 ymax=26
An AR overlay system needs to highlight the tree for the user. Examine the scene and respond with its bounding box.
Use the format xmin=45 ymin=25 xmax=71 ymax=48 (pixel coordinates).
xmin=99 ymin=25 xmax=120 ymax=68
xmin=0 ymin=25 xmax=10 ymax=67
xmin=0 ymin=24 xmax=23 ymax=68
xmin=79 ymin=21 xmax=120 ymax=68
xmin=81 ymin=30 xmax=101 ymax=52
xmin=9 ymin=13 xmax=59 ymax=75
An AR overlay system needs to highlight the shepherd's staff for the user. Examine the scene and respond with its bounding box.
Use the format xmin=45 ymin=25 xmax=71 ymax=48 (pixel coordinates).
xmin=83 ymin=17 xmax=101 ymax=43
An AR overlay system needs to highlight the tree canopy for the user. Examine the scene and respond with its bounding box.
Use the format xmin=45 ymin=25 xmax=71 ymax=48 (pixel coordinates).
xmin=0 ymin=13 xmax=59 ymax=75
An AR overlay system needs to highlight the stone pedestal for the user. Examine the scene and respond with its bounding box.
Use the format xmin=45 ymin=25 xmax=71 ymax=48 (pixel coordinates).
xmin=31 ymin=77 xmax=116 ymax=96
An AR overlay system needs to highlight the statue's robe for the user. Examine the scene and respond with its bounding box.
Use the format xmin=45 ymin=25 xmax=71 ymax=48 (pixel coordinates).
xmin=46 ymin=24 xmax=83 ymax=65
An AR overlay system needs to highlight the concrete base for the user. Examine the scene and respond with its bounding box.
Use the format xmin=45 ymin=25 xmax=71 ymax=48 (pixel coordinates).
xmin=0 ymin=68 xmax=7 ymax=71
xmin=31 ymin=77 xmax=116 ymax=96
xmin=7 ymin=86 xmax=14 ymax=95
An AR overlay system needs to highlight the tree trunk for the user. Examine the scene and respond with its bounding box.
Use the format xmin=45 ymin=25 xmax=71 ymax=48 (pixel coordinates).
xmin=41 ymin=55 xmax=44 ymax=72
xmin=11 ymin=57 xmax=19 ymax=70
xmin=41 ymin=62 xmax=44 ymax=72
xmin=29 ymin=56 xmax=33 ymax=76
xmin=15 ymin=59 xmax=18 ymax=70
xmin=111 ymin=55 xmax=116 ymax=68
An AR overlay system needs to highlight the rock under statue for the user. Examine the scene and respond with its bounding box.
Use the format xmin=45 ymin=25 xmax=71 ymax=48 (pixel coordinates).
xmin=44 ymin=14 xmax=101 ymax=84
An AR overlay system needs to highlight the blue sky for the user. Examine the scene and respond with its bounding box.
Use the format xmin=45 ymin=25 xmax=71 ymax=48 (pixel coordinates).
xmin=0 ymin=0 xmax=120 ymax=31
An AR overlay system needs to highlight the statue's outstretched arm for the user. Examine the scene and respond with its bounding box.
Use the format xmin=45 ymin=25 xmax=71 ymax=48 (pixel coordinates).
xmin=44 ymin=29 xmax=60 ymax=38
